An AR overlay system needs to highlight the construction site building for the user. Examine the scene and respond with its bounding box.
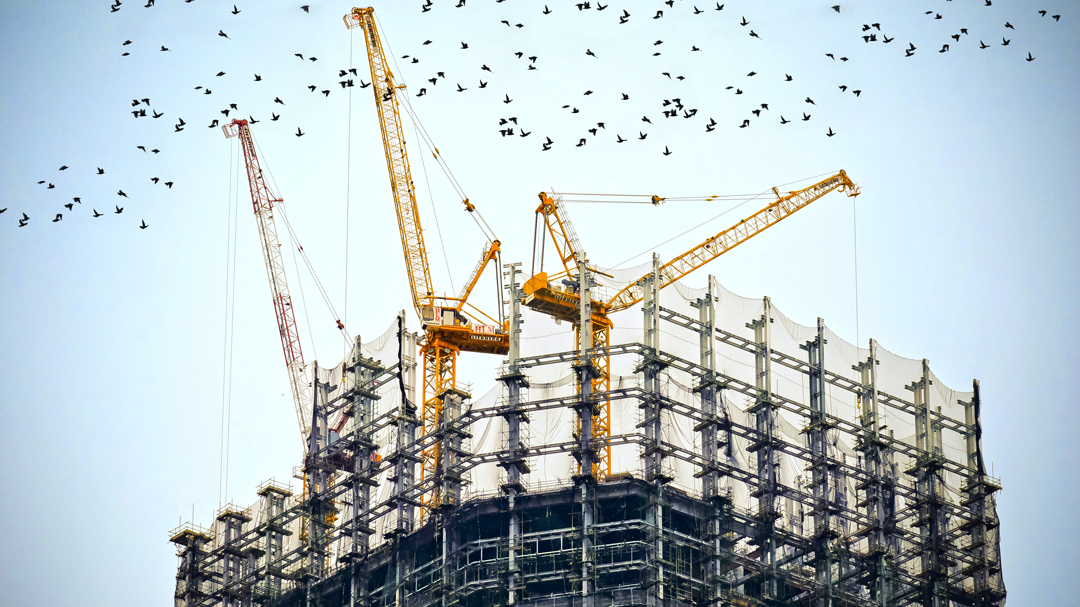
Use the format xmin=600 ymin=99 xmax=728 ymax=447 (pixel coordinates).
xmin=170 ymin=263 xmax=1006 ymax=607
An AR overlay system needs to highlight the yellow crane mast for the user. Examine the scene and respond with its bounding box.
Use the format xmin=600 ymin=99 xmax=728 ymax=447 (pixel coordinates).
xmin=525 ymin=170 xmax=861 ymax=478
xmin=345 ymin=7 xmax=509 ymax=512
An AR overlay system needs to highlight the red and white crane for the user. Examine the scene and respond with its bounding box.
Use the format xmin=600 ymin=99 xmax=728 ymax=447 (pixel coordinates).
xmin=223 ymin=119 xmax=312 ymax=451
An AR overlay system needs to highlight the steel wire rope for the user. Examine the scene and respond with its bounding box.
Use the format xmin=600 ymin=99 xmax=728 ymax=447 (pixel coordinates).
xmin=253 ymin=137 xmax=351 ymax=349
xmin=853 ymin=198 xmax=861 ymax=359
xmin=218 ymin=136 xmax=236 ymax=508
xmin=611 ymin=171 xmax=844 ymax=270
xmin=222 ymin=142 xmax=243 ymax=506
xmin=377 ymin=19 xmax=499 ymax=245
xmin=344 ymin=25 xmax=355 ymax=358
xmin=413 ymin=116 xmax=456 ymax=296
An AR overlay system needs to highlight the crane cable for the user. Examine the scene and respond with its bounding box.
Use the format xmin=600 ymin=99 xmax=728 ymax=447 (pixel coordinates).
xmin=612 ymin=171 xmax=843 ymax=269
xmin=414 ymin=117 xmax=457 ymax=296
xmin=253 ymin=137 xmax=352 ymax=350
xmin=343 ymin=25 xmax=354 ymax=358
xmin=376 ymin=11 xmax=498 ymax=244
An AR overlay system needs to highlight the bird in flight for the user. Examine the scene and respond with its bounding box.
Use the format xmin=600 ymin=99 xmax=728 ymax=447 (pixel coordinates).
xmin=118 ymin=190 xmax=128 ymax=197
xmin=663 ymin=146 xmax=672 ymax=156
xmin=231 ymin=4 xmax=240 ymax=15
xmin=140 ymin=220 xmax=149 ymax=229
xmin=827 ymin=127 xmax=836 ymax=137
xmin=93 ymin=209 xmax=103 ymax=217
xmin=802 ymin=113 xmax=811 ymax=121
xmin=296 ymin=127 xmax=305 ymax=137
xmin=503 ymin=94 xmax=513 ymax=104
xmin=780 ymin=116 xmax=790 ymax=124
xmin=218 ymin=30 xmax=230 ymax=39
xmin=115 ymin=206 xmax=124 ymax=214
xmin=585 ymin=49 xmax=597 ymax=58
xmin=301 ymin=5 xmax=309 ymax=12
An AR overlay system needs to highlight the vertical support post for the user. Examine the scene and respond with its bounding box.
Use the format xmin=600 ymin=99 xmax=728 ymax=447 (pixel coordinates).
xmin=693 ymin=275 xmax=732 ymax=604
xmin=347 ymin=333 xmax=380 ymax=607
xmin=907 ymin=360 xmax=946 ymax=607
xmin=499 ymin=263 xmax=529 ymax=606
xmin=256 ymin=481 xmax=292 ymax=602
xmin=801 ymin=318 xmax=834 ymax=607
xmin=572 ymin=253 xmax=596 ymax=607
xmin=747 ymin=298 xmax=778 ymax=598
xmin=854 ymin=339 xmax=895 ymax=605
xmin=960 ymin=380 xmax=1006 ymax=606
xmin=388 ymin=313 xmax=418 ymax=607
xmin=640 ymin=254 xmax=668 ymax=607
xmin=170 ymin=526 xmax=211 ymax=607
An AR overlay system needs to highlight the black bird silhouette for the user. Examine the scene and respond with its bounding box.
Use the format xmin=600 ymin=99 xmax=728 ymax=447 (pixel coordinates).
xmin=826 ymin=53 xmax=835 ymax=60
xmin=115 ymin=206 xmax=124 ymax=214
xmin=165 ymin=182 xmax=174 ymax=189
xmin=616 ymin=134 xmax=626 ymax=143
xmin=296 ymin=127 xmax=305 ymax=137
xmin=576 ymin=138 xmax=586 ymax=147
xmin=301 ymin=5 xmax=309 ymax=12
xmin=585 ymin=49 xmax=597 ymax=58
xmin=780 ymin=116 xmax=790 ymax=124
xmin=481 ymin=64 xmax=492 ymax=72
xmin=295 ymin=53 xmax=303 ymax=59
xmin=1002 ymin=38 xmax=1010 ymax=46
xmin=416 ymin=88 xmax=427 ymax=97
xmin=642 ymin=116 xmax=652 ymax=124
xmin=53 ymin=214 xmax=62 ymax=223
xmin=739 ymin=119 xmax=749 ymax=128
xmin=715 ymin=3 xmax=724 ymax=10
xmin=654 ymin=10 xmax=663 ymax=19
xmin=47 ymin=183 xmax=55 ymax=189
xmin=59 ymin=165 xmax=68 ymax=171
xmin=692 ymin=46 xmax=701 ymax=51
xmin=740 ymin=16 xmax=748 ymax=25
xmin=832 ymin=5 xmax=840 ymax=13
xmin=520 ymin=130 xmax=531 ymax=137
xmin=73 ymin=197 xmax=81 ymax=204
xmin=218 ymin=30 xmax=229 ymax=39
xmin=231 ymin=4 xmax=240 ymax=14
xmin=22 ymin=212 xmax=29 ymax=221
xmin=271 ymin=113 xmax=280 ymax=121
xmin=152 ymin=110 xmax=163 ymax=118
xmin=93 ymin=209 xmax=103 ymax=217
xmin=805 ymin=97 xmax=815 ymax=105
xmin=1005 ymin=22 xmax=1014 ymax=30
xmin=216 ymin=71 xmax=225 ymax=77
xmin=979 ymin=40 xmax=989 ymax=49
xmin=274 ymin=97 xmax=285 ymax=105
xmin=693 ymin=6 xmax=703 ymax=15
xmin=118 ymin=190 xmax=128 ymax=197
xmin=479 ymin=80 xmax=487 ymax=88
xmin=663 ymin=146 xmax=672 ymax=156
xmin=802 ymin=113 xmax=811 ymax=121
xmin=460 ymin=42 xmax=469 ymax=49
xmin=64 ymin=203 xmax=74 ymax=210
xmin=638 ymin=131 xmax=647 ymax=140
xmin=457 ymin=83 xmax=467 ymax=92
xmin=321 ymin=90 xmax=330 ymax=97
xmin=1026 ymin=52 xmax=1035 ymax=62
xmin=503 ymin=94 xmax=513 ymax=104
xmin=140 ymin=220 xmax=149 ymax=229
xmin=254 ymin=74 xmax=262 ymax=81
xmin=151 ymin=177 xmax=159 ymax=184
xmin=827 ymin=127 xmax=836 ymax=137
xmin=543 ymin=5 xmax=551 ymax=14
xmin=359 ymin=80 xmax=370 ymax=88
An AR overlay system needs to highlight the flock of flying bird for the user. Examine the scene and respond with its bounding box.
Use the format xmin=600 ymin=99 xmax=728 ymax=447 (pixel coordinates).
xmin=9 ymin=1 xmax=1064 ymax=229
xmin=399 ymin=1 xmax=1062 ymax=157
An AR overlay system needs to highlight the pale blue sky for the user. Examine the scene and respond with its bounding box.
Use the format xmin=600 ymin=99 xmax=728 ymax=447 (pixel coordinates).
xmin=1 ymin=1 xmax=1077 ymax=605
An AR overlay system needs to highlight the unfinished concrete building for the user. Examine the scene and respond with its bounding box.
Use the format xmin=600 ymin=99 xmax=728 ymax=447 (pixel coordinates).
xmin=170 ymin=263 xmax=1006 ymax=607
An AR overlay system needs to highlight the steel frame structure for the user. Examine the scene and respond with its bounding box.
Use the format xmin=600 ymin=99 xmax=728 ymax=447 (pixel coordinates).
xmin=172 ymin=271 xmax=1005 ymax=607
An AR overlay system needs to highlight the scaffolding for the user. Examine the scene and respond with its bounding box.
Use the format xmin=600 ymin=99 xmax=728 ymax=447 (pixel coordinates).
xmin=172 ymin=268 xmax=1005 ymax=607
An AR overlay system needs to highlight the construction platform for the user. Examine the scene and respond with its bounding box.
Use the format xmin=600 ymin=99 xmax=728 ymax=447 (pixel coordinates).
xmin=171 ymin=265 xmax=1006 ymax=607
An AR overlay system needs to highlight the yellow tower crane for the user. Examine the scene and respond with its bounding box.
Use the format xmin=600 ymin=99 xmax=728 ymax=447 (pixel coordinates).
xmin=525 ymin=171 xmax=860 ymax=479
xmin=344 ymin=8 xmax=509 ymax=513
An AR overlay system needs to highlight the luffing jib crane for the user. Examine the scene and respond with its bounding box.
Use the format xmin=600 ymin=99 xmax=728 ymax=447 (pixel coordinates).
xmin=222 ymin=118 xmax=313 ymax=452
xmin=525 ymin=170 xmax=861 ymax=478
xmin=345 ymin=7 xmax=509 ymax=512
